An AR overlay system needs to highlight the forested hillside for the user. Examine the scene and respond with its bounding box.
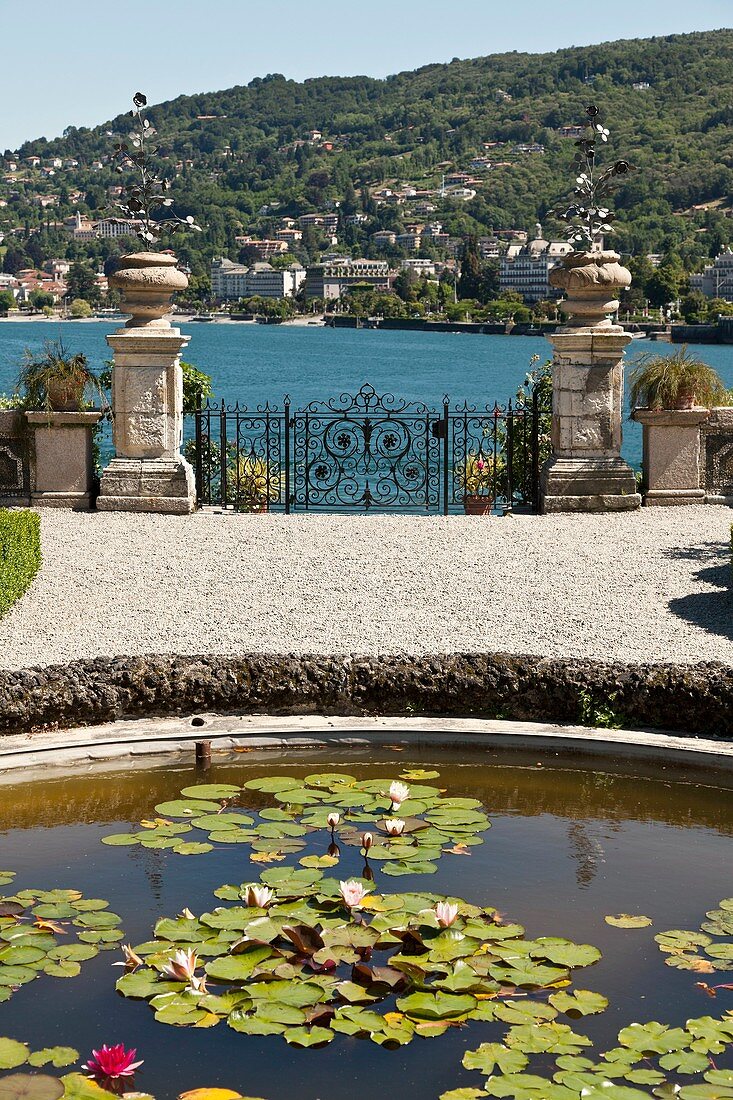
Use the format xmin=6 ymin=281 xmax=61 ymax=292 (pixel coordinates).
xmin=3 ymin=29 xmax=733 ymax=289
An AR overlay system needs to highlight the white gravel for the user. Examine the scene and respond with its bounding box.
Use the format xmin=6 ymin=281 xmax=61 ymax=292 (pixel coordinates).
xmin=0 ymin=507 xmax=731 ymax=670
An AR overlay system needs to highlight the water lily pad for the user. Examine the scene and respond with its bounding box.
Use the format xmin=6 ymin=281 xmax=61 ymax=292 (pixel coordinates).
xmin=605 ymin=914 xmax=653 ymax=929
xmin=549 ymin=990 xmax=609 ymax=1017
xmin=172 ymin=842 xmax=215 ymax=856
xmin=0 ymin=1039 xmax=30 ymax=1070
xmin=100 ymin=833 xmax=140 ymax=846
xmin=180 ymin=784 xmax=242 ymax=799
xmin=463 ymin=1043 xmax=529 ymax=1075
xmin=397 ymin=991 xmax=476 ymax=1019
xmin=283 ymin=1025 xmax=334 ymax=1046
xmin=155 ymin=799 xmax=222 ymax=817
xmin=27 ymin=1047 xmax=78 ymax=1068
xmin=0 ymin=1076 xmax=64 ymax=1100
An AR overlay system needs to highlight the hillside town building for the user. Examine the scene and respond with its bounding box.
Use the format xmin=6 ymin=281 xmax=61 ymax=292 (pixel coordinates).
xmin=304 ymin=259 xmax=390 ymax=300
xmin=689 ymin=248 xmax=733 ymax=302
xmin=499 ymin=224 xmax=572 ymax=302
xmin=210 ymin=258 xmax=305 ymax=301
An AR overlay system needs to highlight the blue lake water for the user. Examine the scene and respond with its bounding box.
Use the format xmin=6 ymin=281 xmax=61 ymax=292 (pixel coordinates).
xmin=1 ymin=320 xmax=732 ymax=470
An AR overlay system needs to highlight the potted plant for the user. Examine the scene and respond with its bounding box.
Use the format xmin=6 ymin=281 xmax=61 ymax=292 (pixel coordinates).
xmin=231 ymin=455 xmax=283 ymax=513
xmin=17 ymin=340 xmax=101 ymax=412
xmin=628 ymin=346 xmax=727 ymax=411
xmin=459 ymin=453 xmax=494 ymax=515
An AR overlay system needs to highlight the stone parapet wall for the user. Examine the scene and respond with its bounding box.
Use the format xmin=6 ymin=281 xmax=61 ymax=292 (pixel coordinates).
xmin=0 ymin=653 xmax=731 ymax=738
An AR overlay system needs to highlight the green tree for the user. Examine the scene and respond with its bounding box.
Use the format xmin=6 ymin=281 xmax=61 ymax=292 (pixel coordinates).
xmin=457 ymin=237 xmax=482 ymax=300
xmin=66 ymin=262 xmax=99 ymax=304
xmin=70 ymin=298 xmax=93 ymax=318
xmin=0 ymin=290 xmax=15 ymax=312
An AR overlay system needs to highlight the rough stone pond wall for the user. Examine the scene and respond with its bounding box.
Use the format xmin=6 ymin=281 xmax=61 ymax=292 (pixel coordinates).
xmin=0 ymin=653 xmax=731 ymax=738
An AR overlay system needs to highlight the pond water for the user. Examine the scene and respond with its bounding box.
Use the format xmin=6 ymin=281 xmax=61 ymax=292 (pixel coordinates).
xmin=1 ymin=743 xmax=732 ymax=1100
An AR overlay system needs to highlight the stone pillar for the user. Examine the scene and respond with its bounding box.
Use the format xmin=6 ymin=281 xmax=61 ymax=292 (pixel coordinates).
xmin=96 ymin=252 xmax=195 ymax=514
xmin=25 ymin=411 xmax=102 ymax=510
xmin=541 ymin=250 xmax=641 ymax=513
xmin=632 ymin=408 xmax=709 ymax=506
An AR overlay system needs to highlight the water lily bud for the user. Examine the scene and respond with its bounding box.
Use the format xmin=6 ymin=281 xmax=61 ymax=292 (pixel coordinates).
xmin=327 ymin=812 xmax=340 ymax=828
xmin=361 ymin=831 xmax=374 ymax=850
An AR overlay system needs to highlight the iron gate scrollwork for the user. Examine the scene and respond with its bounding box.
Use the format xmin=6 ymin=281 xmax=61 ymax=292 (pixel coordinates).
xmin=191 ymin=381 xmax=549 ymax=514
xmin=291 ymin=384 xmax=441 ymax=511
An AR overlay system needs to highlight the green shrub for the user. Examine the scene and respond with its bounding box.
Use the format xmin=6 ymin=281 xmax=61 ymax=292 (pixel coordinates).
xmin=0 ymin=510 xmax=41 ymax=618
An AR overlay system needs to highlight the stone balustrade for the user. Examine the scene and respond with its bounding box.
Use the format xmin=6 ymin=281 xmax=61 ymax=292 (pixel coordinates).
xmin=633 ymin=405 xmax=733 ymax=505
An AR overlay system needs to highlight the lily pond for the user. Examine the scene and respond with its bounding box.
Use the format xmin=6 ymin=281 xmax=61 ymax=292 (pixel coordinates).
xmin=1 ymin=743 xmax=733 ymax=1100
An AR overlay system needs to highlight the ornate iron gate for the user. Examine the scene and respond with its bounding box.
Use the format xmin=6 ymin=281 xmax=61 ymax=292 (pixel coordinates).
xmin=191 ymin=382 xmax=549 ymax=514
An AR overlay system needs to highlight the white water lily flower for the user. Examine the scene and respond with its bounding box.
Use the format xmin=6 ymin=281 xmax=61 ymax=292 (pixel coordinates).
xmin=435 ymin=902 xmax=459 ymax=928
xmin=339 ymin=880 xmax=368 ymax=909
xmin=389 ymin=781 xmax=410 ymax=807
xmin=327 ymin=812 xmax=340 ymax=828
xmin=384 ymin=818 xmax=406 ymax=837
xmin=244 ymin=884 xmax=274 ymax=908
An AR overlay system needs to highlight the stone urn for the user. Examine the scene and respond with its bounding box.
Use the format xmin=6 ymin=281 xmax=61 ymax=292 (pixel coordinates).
xmin=549 ymin=250 xmax=631 ymax=331
xmin=541 ymin=249 xmax=640 ymax=513
xmin=96 ymin=250 xmax=196 ymax=514
xmin=110 ymin=252 xmax=188 ymax=329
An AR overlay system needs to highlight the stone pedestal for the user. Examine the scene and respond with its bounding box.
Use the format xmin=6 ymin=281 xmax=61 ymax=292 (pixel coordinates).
xmin=541 ymin=250 xmax=641 ymax=513
xmin=96 ymin=252 xmax=195 ymax=515
xmin=25 ymin=410 xmax=102 ymax=510
xmin=632 ymin=407 xmax=709 ymax=506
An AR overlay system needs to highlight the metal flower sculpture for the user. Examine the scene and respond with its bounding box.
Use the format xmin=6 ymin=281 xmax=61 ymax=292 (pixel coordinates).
xmin=554 ymin=105 xmax=635 ymax=249
xmin=110 ymin=92 xmax=202 ymax=246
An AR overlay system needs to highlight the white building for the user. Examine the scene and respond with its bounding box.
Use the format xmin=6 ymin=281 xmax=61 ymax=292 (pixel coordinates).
xmin=210 ymin=258 xmax=305 ymax=302
xmin=211 ymin=258 xmax=250 ymax=301
xmin=689 ymin=249 xmax=733 ymax=302
xmin=401 ymin=258 xmax=436 ymax=277
xmin=499 ymin=224 xmax=572 ymax=302
xmin=305 ymin=259 xmax=390 ymax=300
xmin=94 ymin=218 xmax=143 ymax=239
xmin=244 ymin=262 xmax=305 ymax=299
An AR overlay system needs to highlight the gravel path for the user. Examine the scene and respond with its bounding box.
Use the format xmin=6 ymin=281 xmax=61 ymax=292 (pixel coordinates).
xmin=0 ymin=507 xmax=731 ymax=670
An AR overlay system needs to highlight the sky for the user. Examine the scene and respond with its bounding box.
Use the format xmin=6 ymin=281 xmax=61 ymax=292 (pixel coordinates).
xmin=1 ymin=0 xmax=730 ymax=150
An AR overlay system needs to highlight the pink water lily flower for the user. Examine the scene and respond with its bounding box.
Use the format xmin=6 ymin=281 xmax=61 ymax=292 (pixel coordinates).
xmin=112 ymin=944 xmax=144 ymax=971
xmin=435 ymin=902 xmax=459 ymax=928
xmin=339 ymin=880 xmax=369 ymax=909
xmin=389 ymin=781 xmax=410 ymax=808
xmin=384 ymin=818 xmax=406 ymax=837
xmin=85 ymin=1044 xmax=143 ymax=1081
xmin=244 ymin=884 xmax=273 ymax=908
xmin=161 ymin=948 xmax=202 ymax=987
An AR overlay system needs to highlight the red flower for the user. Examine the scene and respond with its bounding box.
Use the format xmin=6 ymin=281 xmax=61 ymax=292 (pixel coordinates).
xmin=85 ymin=1045 xmax=143 ymax=1081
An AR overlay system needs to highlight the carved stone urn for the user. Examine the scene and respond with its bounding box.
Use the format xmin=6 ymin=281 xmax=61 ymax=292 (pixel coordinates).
xmin=541 ymin=250 xmax=641 ymax=513
xmin=109 ymin=252 xmax=189 ymax=329
xmin=549 ymin=249 xmax=631 ymax=331
xmin=96 ymin=251 xmax=196 ymax=514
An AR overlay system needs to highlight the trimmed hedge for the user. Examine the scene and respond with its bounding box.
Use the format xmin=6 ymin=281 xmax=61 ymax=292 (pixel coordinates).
xmin=0 ymin=509 xmax=41 ymax=618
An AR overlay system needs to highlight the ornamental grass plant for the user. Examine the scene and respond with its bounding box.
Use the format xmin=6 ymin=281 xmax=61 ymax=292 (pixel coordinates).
xmin=628 ymin=346 xmax=728 ymax=411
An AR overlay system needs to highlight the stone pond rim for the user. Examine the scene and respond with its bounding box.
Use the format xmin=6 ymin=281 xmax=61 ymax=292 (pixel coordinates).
xmin=0 ymin=652 xmax=731 ymax=738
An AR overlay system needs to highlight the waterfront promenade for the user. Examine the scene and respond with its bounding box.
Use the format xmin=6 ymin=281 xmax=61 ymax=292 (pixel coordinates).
xmin=0 ymin=507 xmax=730 ymax=671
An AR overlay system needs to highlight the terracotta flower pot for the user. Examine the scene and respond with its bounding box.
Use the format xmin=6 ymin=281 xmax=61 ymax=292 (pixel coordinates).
xmin=47 ymin=377 xmax=85 ymax=411
xmin=673 ymin=390 xmax=697 ymax=410
xmin=463 ymin=494 xmax=493 ymax=515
